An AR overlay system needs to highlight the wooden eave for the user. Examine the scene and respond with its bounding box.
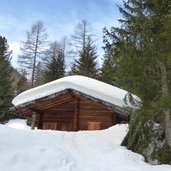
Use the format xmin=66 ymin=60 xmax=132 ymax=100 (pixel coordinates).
xmin=10 ymin=91 xmax=74 ymax=117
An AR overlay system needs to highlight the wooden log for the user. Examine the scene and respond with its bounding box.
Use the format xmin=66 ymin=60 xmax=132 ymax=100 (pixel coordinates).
xmin=73 ymin=98 xmax=79 ymax=131
xmin=31 ymin=112 xmax=36 ymax=130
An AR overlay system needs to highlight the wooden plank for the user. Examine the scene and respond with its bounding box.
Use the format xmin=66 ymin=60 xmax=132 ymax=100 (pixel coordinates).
xmin=31 ymin=112 xmax=36 ymax=130
xmin=79 ymin=111 xmax=112 ymax=115
xmin=44 ymin=108 xmax=74 ymax=111
xmin=20 ymin=93 xmax=73 ymax=112
xmin=43 ymin=122 xmax=57 ymax=130
xmin=73 ymin=98 xmax=79 ymax=131
xmin=38 ymin=112 xmax=43 ymax=129
xmin=71 ymin=92 xmax=112 ymax=110
xmin=35 ymin=98 xmax=72 ymax=111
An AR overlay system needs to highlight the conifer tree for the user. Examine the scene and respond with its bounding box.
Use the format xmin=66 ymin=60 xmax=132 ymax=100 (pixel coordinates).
xmin=146 ymin=0 xmax=171 ymax=147
xmin=34 ymin=62 xmax=46 ymax=86
xmin=69 ymin=19 xmax=99 ymax=78
xmin=71 ymin=36 xmax=98 ymax=78
xmin=104 ymin=0 xmax=171 ymax=148
xmin=100 ymin=43 xmax=118 ymax=85
xmin=44 ymin=41 xmax=65 ymax=82
xmin=0 ymin=36 xmax=13 ymax=122
xmin=15 ymin=72 xmax=28 ymax=94
xmin=12 ymin=69 xmax=29 ymax=95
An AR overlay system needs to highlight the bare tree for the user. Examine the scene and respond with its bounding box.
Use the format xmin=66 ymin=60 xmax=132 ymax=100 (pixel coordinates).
xmin=68 ymin=19 xmax=99 ymax=74
xmin=70 ymin=19 xmax=92 ymax=58
xmin=70 ymin=36 xmax=99 ymax=78
xmin=18 ymin=20 xmax=48 ymax=87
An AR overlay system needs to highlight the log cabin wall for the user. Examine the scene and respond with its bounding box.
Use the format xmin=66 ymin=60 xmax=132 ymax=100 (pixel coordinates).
xmin=40 ymin=101 xmax=75 ymax=131
xmin=78 ymin=98 xmax=114 ymax=130
xmin=12 ymin=91 xmax=124 ymax=131
xmin=40 ymin=95 xmax=115 ymax=131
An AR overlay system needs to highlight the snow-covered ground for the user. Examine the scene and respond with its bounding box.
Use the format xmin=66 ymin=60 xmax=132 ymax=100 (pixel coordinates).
xmin=5 ymin=119 xmax=31 ymax=130
xmin=0 ymin=119 xmax=170 ymax=171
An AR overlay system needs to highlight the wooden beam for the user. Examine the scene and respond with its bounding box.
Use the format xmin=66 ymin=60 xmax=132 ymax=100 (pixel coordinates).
xmin=38 ymin=112 xmax=44 ymax=129
xmin=70 ymin=92 xmax=113 ymax=111
xmin=31 ymin=112 xmax=36 ymax=130
xmin=29 ymin=109 xmax=44 ymax=129
xmin=35 ymin=97 xmax=72 ymax=111
xmin=73 ymin=98 xmax=80 ymax=131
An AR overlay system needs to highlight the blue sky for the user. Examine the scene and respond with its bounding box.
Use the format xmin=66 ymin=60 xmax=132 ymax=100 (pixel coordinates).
xmin=0 ymin=0 xmax=122 ymax=67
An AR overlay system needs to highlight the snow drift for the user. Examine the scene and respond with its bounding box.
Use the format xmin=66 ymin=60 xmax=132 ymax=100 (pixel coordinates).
xmin=0 ymin=120 xmax=170 ymax=171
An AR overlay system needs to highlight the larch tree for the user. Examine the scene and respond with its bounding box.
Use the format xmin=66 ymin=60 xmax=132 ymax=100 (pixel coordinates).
xmin=69 ymin=19 xmax=99 ymax=78
xmin=69 ymin=19 xmax=92 ymax=68
xmin=18 ymin=20 xmax=48 ymax=88
xmin=0 ymin=36 xmax=13 ymax=121
xmin=71 ymin=19 xmax=92 ymax=54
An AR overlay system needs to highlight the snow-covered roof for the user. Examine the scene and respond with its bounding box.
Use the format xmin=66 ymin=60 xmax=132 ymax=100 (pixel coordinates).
xmin=12 ymin=75 xmax=139 ymax=108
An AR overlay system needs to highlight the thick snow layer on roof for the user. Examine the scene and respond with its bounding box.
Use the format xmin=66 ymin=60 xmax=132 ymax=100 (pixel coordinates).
xmin=12 ymin=75 xmax=137 ymax=108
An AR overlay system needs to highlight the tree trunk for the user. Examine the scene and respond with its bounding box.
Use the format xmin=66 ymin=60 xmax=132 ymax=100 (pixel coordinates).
xmin=160 ymin=62 xmax=171 ymax=146
xmin=31 ymin=30 xmax=39 ymax=88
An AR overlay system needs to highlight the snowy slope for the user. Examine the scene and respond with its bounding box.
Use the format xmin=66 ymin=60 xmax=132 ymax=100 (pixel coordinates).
xmin=0 ymin=120 xmax=171 ymax=171
xmin=12 ymin=75 xmax=139 ymax=108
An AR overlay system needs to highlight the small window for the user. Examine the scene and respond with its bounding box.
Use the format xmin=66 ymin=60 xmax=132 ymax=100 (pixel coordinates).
xmin=87 ymin=122 xmax=101 ymax=130
xmin=43 ymin=122 xmax=57 ymax=130
xmin=43 ymin=122 xmax=73 ymax=131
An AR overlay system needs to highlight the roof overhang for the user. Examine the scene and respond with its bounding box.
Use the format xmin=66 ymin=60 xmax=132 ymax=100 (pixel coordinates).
xmin=10 ymin=89 xmax=128 ymax=119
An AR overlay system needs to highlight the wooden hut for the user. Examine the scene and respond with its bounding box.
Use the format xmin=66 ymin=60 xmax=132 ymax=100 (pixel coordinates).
xmin=10 ymin=75 xmax=137 ymax=131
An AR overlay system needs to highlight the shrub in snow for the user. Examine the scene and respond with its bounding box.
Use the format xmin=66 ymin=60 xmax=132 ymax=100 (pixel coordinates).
xmin=122 ymin=116 xmax=171 ymax=165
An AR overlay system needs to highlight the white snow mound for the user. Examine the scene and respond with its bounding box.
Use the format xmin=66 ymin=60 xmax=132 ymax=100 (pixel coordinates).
xmin=0 ymin=120 xmax=171 ymax=171
xmin=6 ymin=119 xmax=30 ymax=130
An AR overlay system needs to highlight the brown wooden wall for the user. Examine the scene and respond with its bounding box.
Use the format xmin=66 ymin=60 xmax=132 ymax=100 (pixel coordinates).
xmin=40 ymin=95 xmax=115 ymax=131
xmin=12 ymin=91 xmax=125 ymax=131
xmin=78 ymin=99 xmax=114 ymax=130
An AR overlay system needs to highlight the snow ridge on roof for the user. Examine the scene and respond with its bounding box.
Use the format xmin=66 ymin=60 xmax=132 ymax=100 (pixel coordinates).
xmin=12 ymin=75 xmax=135 ymax=108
